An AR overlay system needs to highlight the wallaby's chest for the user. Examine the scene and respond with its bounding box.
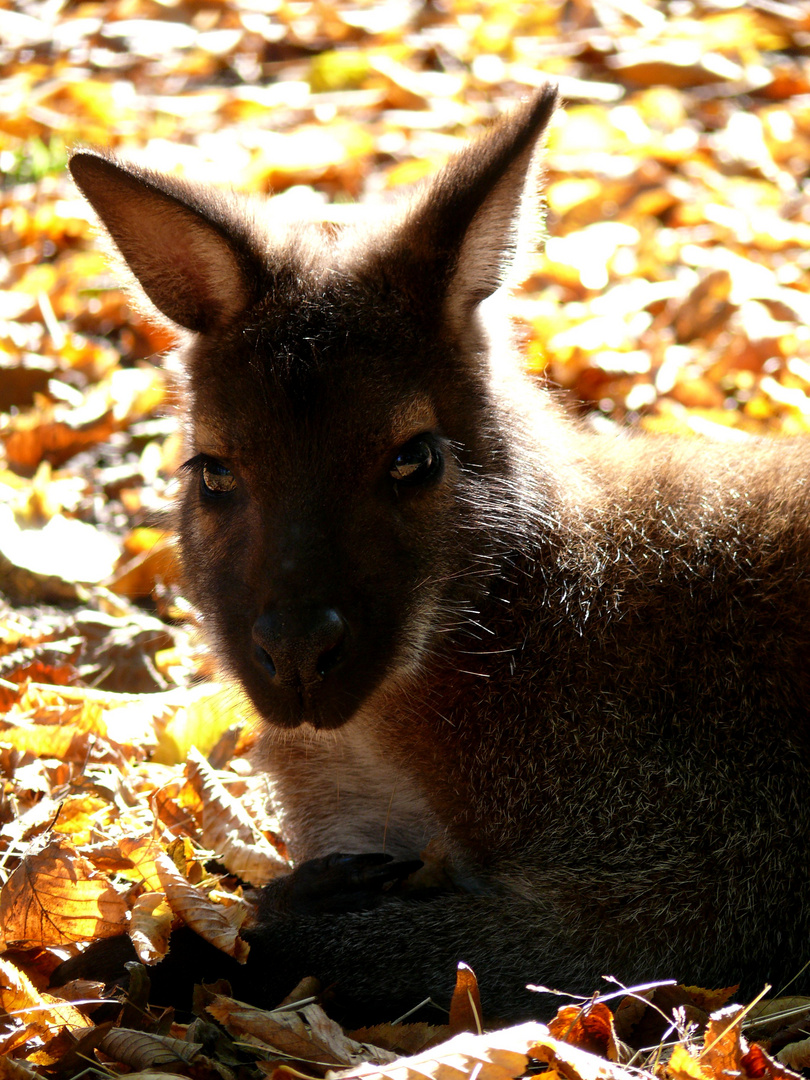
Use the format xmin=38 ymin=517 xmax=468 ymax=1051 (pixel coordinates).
xmin=262 ymin=723 xmax=441 ymax=863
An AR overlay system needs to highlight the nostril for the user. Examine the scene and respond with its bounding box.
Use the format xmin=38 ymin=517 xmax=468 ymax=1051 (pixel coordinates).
xmin=316 ymin=609 xmax=347 ymax=678
xmin=252 ymin=606 xmax=348 ymax=687
xmin=256 ymin=645 xmax=277 ymax=677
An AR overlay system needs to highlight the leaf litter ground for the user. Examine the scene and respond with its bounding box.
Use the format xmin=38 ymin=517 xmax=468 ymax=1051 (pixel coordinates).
xmin=2 ymin=0 xmax=810 ymax=1076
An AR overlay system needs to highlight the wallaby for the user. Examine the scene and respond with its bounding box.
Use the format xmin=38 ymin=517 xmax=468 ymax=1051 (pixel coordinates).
xmin=62 ymin=85 xmax=810 ymax=1023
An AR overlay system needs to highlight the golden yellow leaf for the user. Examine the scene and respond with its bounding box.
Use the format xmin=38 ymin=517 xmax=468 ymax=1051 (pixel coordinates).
xmin=0 ymin=839 xmax=129 ymax=948
xmin=666 ymin=1045 xmax=713 ymax=1080
xmin=0 ymin=955 xmax=88 ymax=1034
xmin=121 ymin=834 xmax=249 ymax=961
xmin=130 ymin=891 xmax=174 ymax=965
xmin=184 ymin=745 xmax=288 ymax=886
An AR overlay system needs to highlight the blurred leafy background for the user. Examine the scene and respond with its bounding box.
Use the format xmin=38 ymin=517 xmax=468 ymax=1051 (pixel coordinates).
xmin=4 ymin=0 xmax=810 ymax=1069
xmin=4 ymin=0 xmax=810 ymax=599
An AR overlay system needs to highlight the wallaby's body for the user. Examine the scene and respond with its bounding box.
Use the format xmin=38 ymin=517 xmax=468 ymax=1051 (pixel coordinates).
xmin=67 ymin=87 xmax=810 ymax=1021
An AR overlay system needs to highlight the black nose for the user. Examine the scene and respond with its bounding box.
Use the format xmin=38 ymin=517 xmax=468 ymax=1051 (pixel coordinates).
xmin=252 ymin=607 xmax=348 ymax=689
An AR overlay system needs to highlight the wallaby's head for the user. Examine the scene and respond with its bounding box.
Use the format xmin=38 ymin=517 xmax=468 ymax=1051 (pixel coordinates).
xmin=70 ymin=86 xmax=558 ymax=730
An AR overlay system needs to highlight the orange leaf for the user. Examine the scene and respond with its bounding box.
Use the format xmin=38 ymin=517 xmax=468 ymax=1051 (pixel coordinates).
xmin=0 ymin=840 xmax=128 ymax=948
xmin=448 ymin=962 xmax=482 ymax=1035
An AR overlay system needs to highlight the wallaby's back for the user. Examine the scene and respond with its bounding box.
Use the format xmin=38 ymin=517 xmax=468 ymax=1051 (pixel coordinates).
xmin=67 ymin=85 xmax=810 ymax=1020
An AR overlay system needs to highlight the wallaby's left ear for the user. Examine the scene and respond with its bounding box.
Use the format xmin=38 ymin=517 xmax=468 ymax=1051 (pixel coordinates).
xmin=69 ymin=152 xmax=265 ymax=333
xmin=397 ymin=84 xmax=558 ymax=328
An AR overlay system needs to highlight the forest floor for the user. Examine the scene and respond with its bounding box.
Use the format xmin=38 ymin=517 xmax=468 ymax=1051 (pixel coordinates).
xmin=2 ymin=0 xmax=810 ymax=1075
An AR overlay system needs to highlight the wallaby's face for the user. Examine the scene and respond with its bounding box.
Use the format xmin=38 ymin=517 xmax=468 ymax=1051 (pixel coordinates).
xmin=175 ymin=273 xmax=502 ymax=729
xmin=69 ymin=87 xmax=557 ymax=730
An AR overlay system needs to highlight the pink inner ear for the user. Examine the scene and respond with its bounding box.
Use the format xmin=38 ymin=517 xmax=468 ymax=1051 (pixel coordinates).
xmin=70 ymin=153 xmax=252 ymax=333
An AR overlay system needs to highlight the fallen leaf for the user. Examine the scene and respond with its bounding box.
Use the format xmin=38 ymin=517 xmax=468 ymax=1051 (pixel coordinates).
xmin=184 ymin=745 xmax=289 ymax=886
xmin=448 ymin=962 xmax=482 ymax=1035
xmin=0 ymin=839 xmax=129 ymax=949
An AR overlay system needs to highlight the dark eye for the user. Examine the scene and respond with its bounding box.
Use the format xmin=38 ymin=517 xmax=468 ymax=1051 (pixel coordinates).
xmin=390 ymin=436 xmax=443 ymax=485
xmin=201 ymin=459 xmax=236 ymax=496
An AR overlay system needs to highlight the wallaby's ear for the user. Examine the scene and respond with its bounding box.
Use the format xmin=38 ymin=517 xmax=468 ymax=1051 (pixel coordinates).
xmin=69 ymin=152 xmax=262 ymax=333
xmin=399 ymin=85 xmax=558 ymax=327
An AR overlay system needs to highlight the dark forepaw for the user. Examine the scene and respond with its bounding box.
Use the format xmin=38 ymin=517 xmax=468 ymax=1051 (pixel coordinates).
xmin=51 ymin=927 xmax=255 ymax=1015
xmin=51 ymin=933 xmax=138 ymax=991
xmin=260 ymin=852 xmax=424 ymax=916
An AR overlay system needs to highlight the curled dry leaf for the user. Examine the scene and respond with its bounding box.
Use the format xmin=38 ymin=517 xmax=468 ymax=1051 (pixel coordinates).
xmin=184 ymin=744 xmax=288 ymax=886
xmin=741 ymin=1042 xmax=801 ymax=1080
xmin=0 ymin=1058 xmax=41 ymax=1079
xmin=447 ymin=962 xmax=482 ymax=1035
xmin=0 ymin=839 xmax=129 ymax=949
xmin=613 ymin=984 xmax=712 ymax=1049
xmin=346 ymin=1025 xmax=449 ymax=1058
xmin=129 ymin=891 xmax=174 ymax=965
xmin=120 ymin=834 xmax=249 ymax=961
xmin=767 ymin=1040 xmax=810 ymax=1075
xmin=208 ymin=995 xmax=397 ymax=1071
xmin=530 ymin=1025 xmax=640 ymax=1080
xmin=701 ymin=1004 xmax=745 ymax=1075
xmin=97 ymin=1028 xmax=204 ymax=1070
xmin=548 ymin=1001 xmax=629 ymax=1063
xmin=665 ymin=1004 xmax=804 ymax=1080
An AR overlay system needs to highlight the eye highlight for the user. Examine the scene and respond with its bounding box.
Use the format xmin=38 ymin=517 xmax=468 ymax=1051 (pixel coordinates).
xmin=201 ymin=459 xmax=236 ymax=496
xmin=390 ymin=435 xmax=443 ymax=486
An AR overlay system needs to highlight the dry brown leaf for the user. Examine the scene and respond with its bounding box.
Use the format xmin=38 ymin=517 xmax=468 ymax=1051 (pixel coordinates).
xmin=98 ymin=1027 xmax=203 ymax=1069
xmin=208 ymin=995 xmax=396 ymax=1069
xmin=325 ymin=1020 xmax=638 ymax=1080
xmin=152 ymin=681 xmax=250 ymax=764
xmin=548 ymin=1002 xmax=627 ymax=1063
xmin=304 ymin=1002 xmax=396 ymax=1068
xmin=681 ymin=986 xmax=740 ymax=1014
xmin=531 ymin=1026 xmax=640 ymax=1080
xmin=129 ymin=890 xmax=174 ymax=965
xmin=50 ymin=794 xmax=115 ymax=845
xmin=701 ymin=1004 xmax=745 ymax=1075
xmin=347 ymin=1025 xmax=449 ymax=1057
xmin=740 ymin=1041 xmax=803 ymax=1080
xmin=26 ymin=1021 xmax=117 ymax=1072
xmin=746 ymin=997 xmax=810 ymax=1039
xmin=0 ymin=839 xmax=129 ymax=949
xmin=108 ymin=530 xmax=181 ymax=599
xmin=1 ymin=407 xmax=117 ymax=470
xmin=184 ymin=744 xmax=288 ymax=886
xmin=448 ymin=962 xmax=482 ymax=1035
xmin=121 ymin=833 xmax=249 ymax=960
xmin=4 ymin=682 xmax=160 ymax=761
xmin=0 ymin=1057 xmax=41 ymax=1079
xmin=774 ymin=1040 xmax=810 ymax=1074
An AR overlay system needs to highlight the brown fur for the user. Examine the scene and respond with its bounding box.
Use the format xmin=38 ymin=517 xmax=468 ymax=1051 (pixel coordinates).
xmin=68 ymin=85 xmax=810 ymax=1021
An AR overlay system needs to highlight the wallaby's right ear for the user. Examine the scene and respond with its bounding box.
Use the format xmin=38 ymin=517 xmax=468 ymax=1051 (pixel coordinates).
xmin=69 ymin=152 xmax=262 ymax=333
xmin=392 ymin=85 xmax=558 ymax=330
